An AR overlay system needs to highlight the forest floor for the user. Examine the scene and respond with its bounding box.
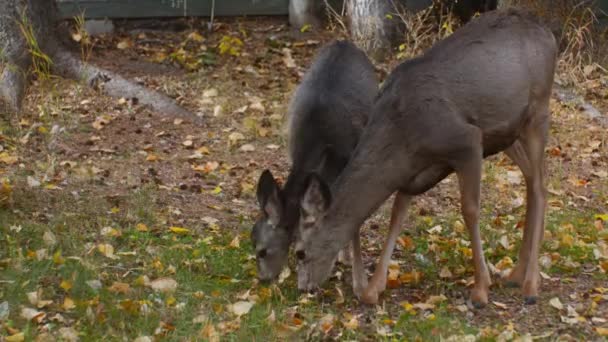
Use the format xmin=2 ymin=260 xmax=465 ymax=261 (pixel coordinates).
xmin=0 ymin=15 xmax=607 ymax=341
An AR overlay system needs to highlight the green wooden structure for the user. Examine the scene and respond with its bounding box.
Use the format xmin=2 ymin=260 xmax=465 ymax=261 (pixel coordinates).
xmin=58 ymin=0 xmax=290 ymax=19
xmin=58 ymin=0 xmax=607 ymax=21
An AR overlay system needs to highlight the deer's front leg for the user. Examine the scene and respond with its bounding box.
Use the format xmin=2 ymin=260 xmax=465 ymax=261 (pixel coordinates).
xmin=351 ymin=229 xmax=367 ymax=298
xmin=456 ymin=137 xmax=491 ymax=308
xmin=361 ymin=192 xmax=411 ymax=304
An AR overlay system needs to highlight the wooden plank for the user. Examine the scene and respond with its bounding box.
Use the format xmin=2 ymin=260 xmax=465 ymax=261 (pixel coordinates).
xmin=58 ymin=0 xmax=290 ymax=19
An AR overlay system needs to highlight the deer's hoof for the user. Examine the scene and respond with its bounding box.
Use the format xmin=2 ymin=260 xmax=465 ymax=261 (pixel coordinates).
xmin=470 ymin=288 xmax=488 ymax=309
xmin=524 ymin=296 xmax=538 ymax=305
xmin=360 ymin=287 xmax=380 ymax=305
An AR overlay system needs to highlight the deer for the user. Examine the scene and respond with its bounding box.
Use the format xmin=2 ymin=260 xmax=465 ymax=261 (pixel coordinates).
xmin=252 ymin=40 xmax=379 ymax=296
xmin=294 ymin=9 xmax=557 ymax=307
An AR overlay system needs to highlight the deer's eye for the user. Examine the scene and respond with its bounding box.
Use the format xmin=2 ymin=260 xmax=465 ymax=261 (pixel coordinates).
xmin=296 ymin=249 xmax=306 ymax=260
xmin=257 ymin=249 xmax=268 ymax=259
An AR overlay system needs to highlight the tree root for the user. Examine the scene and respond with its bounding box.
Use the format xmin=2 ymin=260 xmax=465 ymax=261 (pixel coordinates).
xmin=0 ymin=63 xmax=28 ymax=115
xmin=51 ymin=50 xmax=201 ymax=124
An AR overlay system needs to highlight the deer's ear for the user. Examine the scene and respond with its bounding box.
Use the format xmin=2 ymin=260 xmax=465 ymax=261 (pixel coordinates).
xmin=256 ymin=169 xmax=282 ymax=225
xmin=300 ymin=173 xmax=331 ymax=224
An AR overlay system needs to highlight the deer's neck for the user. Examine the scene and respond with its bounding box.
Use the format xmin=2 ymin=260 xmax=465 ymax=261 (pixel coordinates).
xmin=321 ymin=142 xmax=407 ymax=251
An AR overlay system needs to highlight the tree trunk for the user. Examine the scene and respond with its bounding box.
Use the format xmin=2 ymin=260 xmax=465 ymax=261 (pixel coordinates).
xmin=0 ymin=0 xmax=197 ymax=123
xmin=289 ymin=0 xmax=322 ymax=29
xmin=347 ymin=0 xmax=391 ymax=61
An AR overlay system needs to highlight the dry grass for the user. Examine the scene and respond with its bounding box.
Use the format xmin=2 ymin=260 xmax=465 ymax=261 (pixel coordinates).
xmin=389 ymin=1 xmax=459 ymax=60
xmin=500 ymin=0 xmax=607 ymax=85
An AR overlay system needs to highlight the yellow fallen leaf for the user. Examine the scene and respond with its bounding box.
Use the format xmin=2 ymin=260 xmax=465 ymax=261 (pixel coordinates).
xmin=60 ymin=280 xmax=73 ymax=292
xmin=6 ymin=332 xmax=24 ymax=342
xmin=108 ymin=282 xmax=131 ymax=294
xmin=342 ymin=314 xmax=359 ymax=330
xmin=97 ymin=243 xmax=118 ymax=259
xmin=201 ymin=323 xmax=220 ymax=342
xmin=397 ymin=236 xmax=415 ymax=250
xmin=53 ymin=250 xmax=65 ymax=265
xmin=166 ymin=296 xmax=177 ymax=306
xmin=229 ymin=235 xmax=240 ymax=248
xmin=169 ymin=226 xmax=190 ymax=235
xmin=0 ymin=152 xmax=18 ymax=165
xmin=596 ymin=327 xmax=608 ymax=336
xmin=136 ymin=223 xmax=149 ymax=232
xmin=495 ymin=256 xmax=514 ymax=270
xmin=63 ymin=297 xmax=76 ymax=310
xmin=92 ymin=115 xmax=111 ymax=130
xmin=146 ymin=154 xmax=159 ymax=162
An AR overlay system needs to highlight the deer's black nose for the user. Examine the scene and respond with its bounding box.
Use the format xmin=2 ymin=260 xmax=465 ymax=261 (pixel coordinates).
xmin=257 ymin=249 xmax=267 ymax=259
xmin=296 ymin=250 xmax=306 ymax=260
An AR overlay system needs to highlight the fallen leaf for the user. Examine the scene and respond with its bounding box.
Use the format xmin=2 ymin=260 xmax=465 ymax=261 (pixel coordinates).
xmin=203 ymin=88 xmax=218 ymax=97
xmin=0 ymin=153 xmax=18 ymax=165
xmin=228 ymin=301 xmax=254 ymax=316
xmin=58 ymin=327 xmax=79 ymax=342
xmin=101 ymin=226 xmax=121 ymax=237
xmin=63 ymin=297 xmax=76 ymax=311
xmin=27 ymin=176 xmax=41 ymax=188
xmin=97 ymin=243 xmax=118 ymax=259
xmin=5 ymin=333 xmax=24 ymax=342
xmin=117 ymin=39 xmax=132 ymax=49
xmin=228 ymin=132 xmax=245 ymax=146
xmin=493 ymin=301 xmax=508 ymax=310
xmin=108 ymin=282 xmax=131 ymax=294
xmin=282 ymin=48 xmax=297 ymax=68
xmin=20 ymin=307 xmax=45 ymax=323
xmin=267 ymin=310 xmax=276 ymax=322
xmin=201 ymin=323 xmax=220 ymax=342
xmin=136 ymin=223 xmax=149 ymax=232
xmin=239 ymin=144 xmax=255 ymax=152
xmin=550 ymin=297 xmax=564 ymax=310
xmin=427 ymin=295 xmax=447 ymax=304
xmin=92 ymin=115 xmax=111 ymax=130
xmin=397 ymin=236 xmax=415 ymax=250
xmin=193 ymin=313 xmax=209 ymax=324
xmin=27 ymin=290 xmax=52 ymax=308
xmin=413 ymin=302 xmax=435 ymax=311
xmin=149 ymin=278 xmax=178 ymax=293
xmin=318 ymin=313 xmax=335 ymax=334
xmin=439 ymin=266 xmax=453 ymax=278
xmin=278 ymin=267 xmax=291 ymax=284
xmin=188 ymin=31 xmax=205 ymax=42
xmin=169 ymin=226 xmax=190 ymax=235
xmin=596 ymin=327 xmax=608 ymax=336
xmin=43 ymin=231 xmax=57 ymax=246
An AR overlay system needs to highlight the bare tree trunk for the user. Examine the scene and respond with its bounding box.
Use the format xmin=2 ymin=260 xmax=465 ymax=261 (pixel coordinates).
xmin=347 ymin=0 xmax=391 ymax=61
xmin=289 ymin=0 xmax=322 ymax=29
xmin=0 ymin=0 xmax=31 ymax=114
xmin=0 ymin=0 xmax=197 ymax=123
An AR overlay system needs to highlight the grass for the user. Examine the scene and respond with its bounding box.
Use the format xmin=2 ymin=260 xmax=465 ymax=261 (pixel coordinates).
xmin=1 ymin=171 xmax=605 ymax=340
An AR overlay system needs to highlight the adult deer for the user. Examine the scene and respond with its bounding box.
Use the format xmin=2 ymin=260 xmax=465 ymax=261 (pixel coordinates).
xmin=295 ymin=9 xmax=557 ymax=307
xmin=252 ymin=40 xmax=378 ymax=295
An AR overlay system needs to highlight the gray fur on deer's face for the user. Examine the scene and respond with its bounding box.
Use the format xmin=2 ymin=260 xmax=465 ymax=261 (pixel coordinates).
xmin=252 ymin=170 xmax=290 ymax=281
xmin=295 ymin=174 xmax=339 ymax=291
